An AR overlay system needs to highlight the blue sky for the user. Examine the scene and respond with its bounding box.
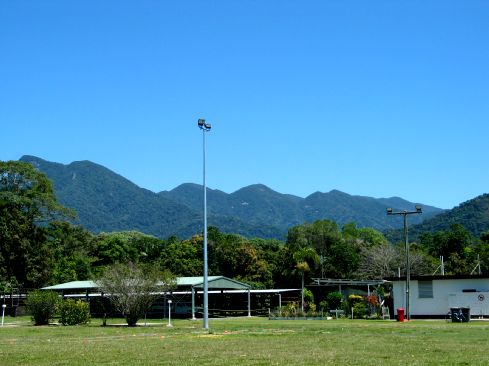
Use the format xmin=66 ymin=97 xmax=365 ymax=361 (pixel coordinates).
xmin=1 ymin=1 xmax=488 ymax=209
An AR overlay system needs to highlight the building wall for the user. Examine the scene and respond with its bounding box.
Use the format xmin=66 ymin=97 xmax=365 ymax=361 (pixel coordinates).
xmin=392 ymin=278 xmax=489 ymax=317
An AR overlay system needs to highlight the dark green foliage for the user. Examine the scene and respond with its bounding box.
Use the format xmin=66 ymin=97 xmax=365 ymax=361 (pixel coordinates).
xmin=0 ymin=161 xmax=73 ymax=287
xmin=90 ymin=231 xmax=166 ymax=270
xmin=162 ymin=183 xmax=304 ymax=232
xmin=352 ymin=301 xmax=367 ymax=319
xmin=19 ymin=156 xmax=200 ymax=239
xmin=59 ymin=299 xmax=90 ymax=325
xmin=159 ymin=236 xmax=202 ymax=276
xmin=207 ymin=227 xmax=275 ymax=288
xmin=388 ymin=194 xmax=489 ymax=242
xmin=26 ymin=290 xmax=60 ymax=325
xmin=325 ymin=291 xmax=343 ymax=310
xmin=423 ymin=224 xmax=474 ymax=258
xmin=45 ymin=221 xmax=94 ymax=284
xmin=4 ymin=156 xmax=488 ymax=295
xmin=166 ymin=185 xmax=443 ymax=238
xmin=419 ymin=224 xmax=479 ymax=274
xmin=287 ymin=220 xmax=358 ymax=279
xmin=20 ymin=156 xmax=443 ymax=240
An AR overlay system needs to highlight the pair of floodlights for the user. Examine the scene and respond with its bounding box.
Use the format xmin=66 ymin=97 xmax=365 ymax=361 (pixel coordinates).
xmin=386 ymin=205 xmax=422 ymax=215
xmin=198 ymin=119 xmax=211 ymax=131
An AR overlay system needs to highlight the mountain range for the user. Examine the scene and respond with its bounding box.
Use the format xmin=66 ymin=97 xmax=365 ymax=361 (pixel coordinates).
xmin=386 ymin=193 xmax=489 ymax=242
xmin=18 ymin=155 xmax=453 ymax=240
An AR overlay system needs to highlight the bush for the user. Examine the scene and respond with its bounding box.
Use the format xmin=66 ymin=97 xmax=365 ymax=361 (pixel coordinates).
xmin=352 ymin=302 xmax=367 ymax=319
xmin=366 ymin=295 xmax=381 ymax=318
xmin=303 ymin=288 xmax=315 ymax=312
xmin=279 ymin=301 xmax=299 ymax=317
xmin=97 ymin=262 xmax=176 ymax=326
xmin=59 ymin=299 xmax=91 ymax=325
xmin=347 ymin=294 xmax=364 ymax=308
xmin=326 ymin=291 xmax=343 ymax=310
xmin=26 ymin=290 xmax=60 ymax=325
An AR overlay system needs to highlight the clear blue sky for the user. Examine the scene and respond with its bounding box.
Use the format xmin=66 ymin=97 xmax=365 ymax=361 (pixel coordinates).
xmin=1 ymin=1 xmax=488 ymax=209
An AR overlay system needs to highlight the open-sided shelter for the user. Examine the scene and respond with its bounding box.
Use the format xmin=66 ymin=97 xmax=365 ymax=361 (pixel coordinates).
xmin=42 ymin=276 xmax=253 ymax=318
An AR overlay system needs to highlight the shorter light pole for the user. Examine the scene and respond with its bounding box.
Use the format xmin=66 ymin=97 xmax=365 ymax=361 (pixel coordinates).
xmin=1 ymin=304 xmax=6 ymax=326
xmin=387 ymin=205 xmax=422 ymax=321
xmin=167 ymin=300 xmax=173 ymax=327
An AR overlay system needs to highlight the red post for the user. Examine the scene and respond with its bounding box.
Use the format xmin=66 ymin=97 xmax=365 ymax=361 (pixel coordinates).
xmin=397 ymin=308 xmax=405 ymax=322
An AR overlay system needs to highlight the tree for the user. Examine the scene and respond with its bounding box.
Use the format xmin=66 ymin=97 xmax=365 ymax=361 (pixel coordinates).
xmin=249 ymin=238 xmax=284 ymax=288
xmin=420 ymin=224 xmax=476 ymax=274
xmin=91 ymin=233 xmax=138 ymax=267
xmin=160 ymin=236 xmax=202 ymax=276
xmin=287 ymin=220 xmax=349 ymax=278
xmin=26 ymin=290 xmax=60 ymax=325
xmin=476 ymin=232 xmax=489 ymax=274
xmin=293 ymin=247 xmax=319 ymax=312
xmin=45 ymin=221 xmax=94 ymax=284
xmin=0 ymin=161 xmax=73 ymax=287
xmin=356 ymin=244 xmax=399 ymax=279
xmin=96 ymin=262 xmax=176 ymax=326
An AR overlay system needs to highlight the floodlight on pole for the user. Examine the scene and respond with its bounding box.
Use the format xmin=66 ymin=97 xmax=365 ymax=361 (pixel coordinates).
xmin=167 ymin=299 xmax=173 ymax=327
xmin=1 ymin=304 xmax=6 ymax=327
xmin=198 ymin=118 xmax=211 ymax=330
xmin=386 ymin=205 xmax=423 ymax=321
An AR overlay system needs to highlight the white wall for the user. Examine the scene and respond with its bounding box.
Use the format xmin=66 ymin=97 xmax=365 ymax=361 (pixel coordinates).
xmin=392 ymin=278 xmax=489 ymax=317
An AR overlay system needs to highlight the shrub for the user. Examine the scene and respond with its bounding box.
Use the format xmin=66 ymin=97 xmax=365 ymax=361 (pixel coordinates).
xmin=366 ymin=295 xmax=381 ymax=318
xmin=59 ymin=299 xmax=91 ymax=325
xmin=319 ymin=300 xmax=328 ymax=311
xmin=26 ymin=290 xmax=60 ymax=325
xmin=326 ymin=291 xmax=343 ymax=310
xmin=303 ymin=288 xmax=315 ymax=312
xmin=97 ymin=262 xmax=176 ymax=326
xmin=347 ymin=294 xmax=364 ymax=308
xmin=352 ymin=301 xmax=367 ymax=319
xmin=306 ymin=303 xmax=318 ymax=317
xmin=280 ymin=301 xmax=298 ymax=317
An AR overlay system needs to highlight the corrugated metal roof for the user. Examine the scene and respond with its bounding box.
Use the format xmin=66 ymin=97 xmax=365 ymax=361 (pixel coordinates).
xmin=176 ymin=276 xmax=222 ymax=286
xmin=178 ymin=276 xmax=250 ymax=289
xmin=42 ymin=276 xmax=251 ymax=291
xmin=42 ymin=280 xmax=97 ymax=290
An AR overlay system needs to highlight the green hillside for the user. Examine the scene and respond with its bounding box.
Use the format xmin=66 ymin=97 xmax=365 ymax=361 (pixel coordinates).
xmin=398 ymin=193 xmax=489 ymax=241
xmin=20 ymin=155 xmax=201 ymax=238
xmin=20 ymin=155 xmax=446 ymax=239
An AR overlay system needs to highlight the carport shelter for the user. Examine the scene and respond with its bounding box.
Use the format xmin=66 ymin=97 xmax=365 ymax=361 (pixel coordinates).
xmin=42 ymin=276 xmax=252 ymax=318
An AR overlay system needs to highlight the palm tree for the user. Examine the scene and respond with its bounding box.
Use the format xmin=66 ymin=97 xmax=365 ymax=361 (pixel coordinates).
xmin=293 ymin=247 xmax=320 ymax=312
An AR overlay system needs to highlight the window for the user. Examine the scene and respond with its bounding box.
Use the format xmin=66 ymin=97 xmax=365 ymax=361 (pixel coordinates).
xmin=418 ymin=280 xmax=433 ymax=298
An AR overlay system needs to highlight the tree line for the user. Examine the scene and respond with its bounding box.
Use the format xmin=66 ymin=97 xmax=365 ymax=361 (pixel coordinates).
xmin=1 ymin=160 xmax=489 ymax=293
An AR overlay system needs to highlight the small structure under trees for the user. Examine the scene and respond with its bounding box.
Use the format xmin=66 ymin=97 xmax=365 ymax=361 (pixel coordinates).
xmin=42 ymin=276 xmax=261 ymax=322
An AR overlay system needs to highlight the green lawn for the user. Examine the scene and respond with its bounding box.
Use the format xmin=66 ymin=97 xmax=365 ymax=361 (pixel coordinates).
xmin=1 ymin=316 xmax=489 ymax=365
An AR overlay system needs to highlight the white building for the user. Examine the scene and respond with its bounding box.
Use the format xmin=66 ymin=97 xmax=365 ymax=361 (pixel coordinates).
xmin=388 ymin=275 xmax=489 ymax=319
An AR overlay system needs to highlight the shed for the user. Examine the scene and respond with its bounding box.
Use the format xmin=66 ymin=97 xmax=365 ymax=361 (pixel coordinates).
xmin=42 ymin=276 xmax=253 ymax=318
xmin=387 ymin=275 xmax=489 ymax=319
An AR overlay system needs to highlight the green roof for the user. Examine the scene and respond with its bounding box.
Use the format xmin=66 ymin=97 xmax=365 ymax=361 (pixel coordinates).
xmin=42 ymin=276 xmax=250 ymax=291
xmin=177 ymin=276 xmax=250 ymax=289
xmin=42 ymin=281 xmax=97 ymax=291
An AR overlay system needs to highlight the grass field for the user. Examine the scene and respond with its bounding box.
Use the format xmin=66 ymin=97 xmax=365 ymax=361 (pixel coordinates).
xmin=1 ymin=316 xmax=489 ymax=365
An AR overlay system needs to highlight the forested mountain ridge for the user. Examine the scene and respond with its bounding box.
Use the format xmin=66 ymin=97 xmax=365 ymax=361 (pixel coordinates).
xmin=4 ymin=158 xmax=489 ymax=290
xmin=388 ymin=193 xmax=489 ymax=242
xmin=161 ymin=184 xmax=443 ymax=234
xmin=20 ymin=155 xmax=444 ymax=239
xmin=20 ymin=156 xmax=202 ymax=238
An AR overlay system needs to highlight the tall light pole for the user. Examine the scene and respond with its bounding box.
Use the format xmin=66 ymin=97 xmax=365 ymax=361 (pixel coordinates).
xmin=387 ymin=205 xmax=422 ymax=321
xmin=198 ymin=118 xmax=211 ymax=330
